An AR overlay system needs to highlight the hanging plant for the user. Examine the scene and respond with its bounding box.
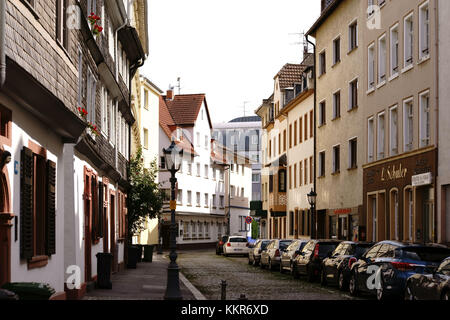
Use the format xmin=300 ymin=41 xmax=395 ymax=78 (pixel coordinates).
xmin=88 ymin=13 xmax=103 ymax=36
xmin=92 ymin=24 xmax=104 ymax=36
xmin=78 ymin=107 xmax=100 ymax=137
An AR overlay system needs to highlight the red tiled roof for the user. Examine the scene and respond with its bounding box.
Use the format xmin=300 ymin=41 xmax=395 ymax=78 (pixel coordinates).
xmin=164 ymin=94 xmax=212 ymax=127
xmin=275 ymin=63 xmax=306 ymax=89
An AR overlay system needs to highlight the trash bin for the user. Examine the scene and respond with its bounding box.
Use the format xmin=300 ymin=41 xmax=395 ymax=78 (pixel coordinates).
xmin=96 ymin=252 xmax=113 ymax=289
xmin=136 ymin=244 xmax=143 ymax=263
xmin=127 ymin=245 xmax=139 ymax=269
xmin=0 ymin=289 xmax=18 ymax=300
xmin=1 ymin=283 xmax=55 ymax=300
xmin=143 ymin=245 xmax=155 ymax=262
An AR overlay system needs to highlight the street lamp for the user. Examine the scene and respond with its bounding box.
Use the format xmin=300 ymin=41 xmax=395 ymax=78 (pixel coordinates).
xmin=163 ymin=140 xmax=183 ymax=300
xmin=307 ymin=189 xmax=317 ymax=239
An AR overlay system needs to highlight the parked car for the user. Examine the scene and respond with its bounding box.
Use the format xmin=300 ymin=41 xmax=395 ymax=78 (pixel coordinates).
xmin=292 ymin=239 xmax=341 ymax=282
xmin=320 ymin=241 xmax=374 ymax=290
xmin=280 ymin=240 xmax=308 ymax=274
xmin=260 ymin=239 xmax=293 ymax=270
xmin=223 ymin=236 xmax=249 ymax=257
xmin=405 ymin=257 xmax=450 ymax=300
xmin=349 ymin=241 xmax=450 ymax=300
xmin=216 ymin=235 xmax=229 ymax=255
xmin=248 ymin=239 xmax=271 ymax=266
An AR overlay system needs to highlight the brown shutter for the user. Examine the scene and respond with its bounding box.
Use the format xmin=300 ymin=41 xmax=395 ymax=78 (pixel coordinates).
xmin=20 ymin=147 xmax=34 ymax=259
xmin=91 ymin=178 xmax=98 ymax=241
xmin=98 ymin=183 xmax=103 ymax=238
xmin=46 ymin=160 xmax=56 ymax=256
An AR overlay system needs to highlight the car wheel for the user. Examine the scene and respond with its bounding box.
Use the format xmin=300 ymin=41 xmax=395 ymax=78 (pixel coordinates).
xmin=441 ymin=290 xmax=449 ymax=301
xmin=404 ymin=282 xmax=416 ymax=301
xmin=306 ymin=267 xmax=315 ymax=282
xmin=254 ymin=259 xmax=259 ymax=267
xmin=349 ymin=273 xmax=359 ymax=297
xmin=279 ymin=262 xmax=284 ymax=274
xmin=320 ymin=269 xmax=327 ymax=286
xmin=260 ymin=260 xmax=265 ymax=269
xmin=338 ymin=272 xmax=347 ymax=291
xmin=268 ymin=258 xmax=273 ymax=271
xmin=376 ymin=278 xmax=387 ymax=301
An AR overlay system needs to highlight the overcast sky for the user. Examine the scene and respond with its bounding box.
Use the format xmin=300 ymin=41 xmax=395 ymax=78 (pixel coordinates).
xmin=142 ymin=0 xmax=321 ymax=124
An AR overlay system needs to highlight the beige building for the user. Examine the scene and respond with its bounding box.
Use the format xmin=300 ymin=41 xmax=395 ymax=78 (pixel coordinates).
xmin=306 ymin=0 xmax=366 ymax=240
xmin=362 ymin=0 xmax=440 ymax=244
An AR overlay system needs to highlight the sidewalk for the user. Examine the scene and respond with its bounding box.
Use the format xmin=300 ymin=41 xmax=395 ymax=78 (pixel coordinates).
xmin=84 ymin=253 xmax=198 ymax=300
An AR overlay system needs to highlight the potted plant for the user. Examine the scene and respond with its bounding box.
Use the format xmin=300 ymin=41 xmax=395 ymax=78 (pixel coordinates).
xmin=1 ymin=283 xmax=55 ymax=300
xmin=126 ymin=148 xmax=164 ymax=268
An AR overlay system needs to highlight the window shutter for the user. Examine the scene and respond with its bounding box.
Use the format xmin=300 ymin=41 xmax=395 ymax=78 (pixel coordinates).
xmin=98 ymin=183 xmax=103 ymax=238
xmin=46 ymin=160 xmax=56 ymax=256
xmin=20 ymin=147 xmax=34 ymax=259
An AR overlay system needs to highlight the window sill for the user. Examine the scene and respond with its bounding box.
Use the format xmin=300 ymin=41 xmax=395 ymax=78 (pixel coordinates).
xmin=347 ymin=166 xmax=358 ymax=171
xmin=318 ymin=123 xmax=326 ymax=128
xmin=347 ymin=106 xmax=358 ymax=113
xmin=376 ymin=80 xmax=386 ymax=89
xmin=332 ymin=116 xmax=341 ymax=122
xmin=347 ymin=46 xmax=358 ymax=55
xmin=388 ymin=73 xmax=399 ymax=82
xmin=332 ymin=171 xmax=340 ymax=176
xmin=367 ymin=87 xmax=375 ymax=95
xmin=20 ymin=0 xmax=40 ymax=20
xmin=418 ymin=55 xmax=430 ymax=65
xmin=332 ymin=61 xmax=341 ymax=68
xmin=401 ymin=64 xmax=414 ymax=74
xmin=28 ymin=255 xmax=49 ymax=270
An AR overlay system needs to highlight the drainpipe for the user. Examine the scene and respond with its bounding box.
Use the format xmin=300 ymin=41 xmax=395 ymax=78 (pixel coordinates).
xmin=306 ymin=35 xmax=317 ymax=239
xmin=434 ymin=0 xmax=440 ymax=243
xmin=0 ymin=0 xmax=6 ymax=88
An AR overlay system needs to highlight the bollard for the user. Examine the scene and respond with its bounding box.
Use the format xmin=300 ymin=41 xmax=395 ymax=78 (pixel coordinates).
xmin=221 ymin=280 xmax=227 ymax=300
xmin=238 ymin=294 xmax=248 ymax=301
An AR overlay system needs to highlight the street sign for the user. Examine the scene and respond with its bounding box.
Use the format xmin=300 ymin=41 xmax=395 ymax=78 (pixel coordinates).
xmin=412 ymin=172 xmax=432 ymax=187
xmin=245 ymin=216 xmax=253 ymax=224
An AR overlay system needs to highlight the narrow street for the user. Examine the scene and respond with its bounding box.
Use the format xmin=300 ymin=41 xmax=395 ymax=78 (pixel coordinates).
xmin=177 ymin=250 xmax=363 ymax=300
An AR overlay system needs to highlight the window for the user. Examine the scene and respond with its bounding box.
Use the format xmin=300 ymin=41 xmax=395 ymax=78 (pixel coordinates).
xmin=191 ymin=222 xmax=196 ymax=238
xmin=333 ymin=145 xmax=340 ymax=174
xmin=0 ymin=104 xmax=12 ymax=146
xmin=333 ymin=37 xmax=341 ymax=65
xmin=349 ymin=79 xmax=358 ymax=110
xmin=289 ymin=166 xmax=292 ymax=190
xmin=310 ymin=157 xmax=313 ymax=184
xmin=205 ymin=135 xmax=209 ymax=149
xmin=404 ymin=99 xmax=414 ymax=152
xmin=349 ymin=138 xmax=358 ymax=169
xmin=212 ymin=195 xmax=217 ymax=208
xmin=56 ymin=0 xmax=69 ymax=50
xmin=289 ymin=124 xmax=292 ymax=148
xmin=319 ymin=51 xmax=326 ymax=75
xmin=252 ymin=173 xmax=260 ymax=183
xmin=299 ymin=162 xmax=303 ymax=187
xmin=213 ymin=168 xmax=217 ymax=180
xmin=86 ymin=67 xmax=96 ymax=126
xmin=196 ymin=192 xmax=201 ymax=207
xmin=319 ymin=101 xmax=326 ymax=126
xmin=368 ymin=43 xmax=375 ymax=90
xmin=333 ymin=91 xmax=341 ymax=119
xmin=368 ymin=117 xmax=375 ymax=162
xmin=109 ymin=100 xmax=115 ymax=144
xmin=283 ymin=130 xmax=286 ymax=152
xmin=177 ymin=189 xmax=183 ymax=204
xmin=101 ymin=87 xmax=108 ymax=135
xmin=77 ymin=48 xmax=84 ymax=107
xmin=187 ymin=163 xmax=192 ymax=175
xmin=204 ymin=165 xmax=209 ymax=178
xmin=304 ymin=159 xmax=308 ymax=185
xmin=310 ymin=111 xmax=314 ymax=138
xmin=160 ymin=156 xmax=166 ymax=170
xmin=378 ymin=35 xmax=387 ymax=83
xmin=204 ymin=193 xmax=209 ymax=207
xmin=143 ymin=128 xmax=149 ymax=149
xmin=404 ymin=13 xmax=414 ymax=68
xmin=278 ymin=170 xmax=286 ymax=192
xmin=349 ymin=21 xmax=358 ymax=51
xmin=390 ymin=24 xmax=399 ymax=76
xmin=196 ymin=133 xmax=200 ymax=147
xmin=144 ymin=89 xmax=149 ymax=109
xmin=187 ymin=191 xmax=192 ymax=205
xmin=390 ymin=106 xmax=398 ymax=156
xmin=293 ymin=164 xmax=297 ymax=188
xmin=304 ymin=114 xmax=308 ymax=141
xmin=319 ymin=151 xmax=326 ymax=177
xmin=294 ymin=121 xmax=298 ymax=146
xmin=377 ymin=112 xmax=385 ymax=160
xmin=299 ymin=118 xmax=303 ymax=143
xmin=419 ymin=91 xmax=431 ymax=148
xmin=220 ymin=195 xmax=224 ymax=208
xmin=20 ymin=147 xmax=57 ymax=261
xmin=240 ymin=216 xmax=250 ymax=232
xmin=419 ymin=2 xmax=430 ymax=59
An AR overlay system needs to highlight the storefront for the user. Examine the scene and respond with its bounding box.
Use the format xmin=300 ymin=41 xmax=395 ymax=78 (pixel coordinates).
xmin=363 ymin=148 xmax=437 ymax=243
xmin=324 ymin=207 xmax=361 ymax=241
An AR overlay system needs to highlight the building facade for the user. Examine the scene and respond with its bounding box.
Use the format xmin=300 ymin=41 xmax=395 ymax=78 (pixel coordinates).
xmin=307 ymin=0 xmax=365 ymax=241
xmin=0 ymin=0 xmax=147 ymax=299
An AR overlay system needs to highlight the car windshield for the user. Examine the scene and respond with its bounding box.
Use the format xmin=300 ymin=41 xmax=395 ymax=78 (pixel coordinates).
xmin=229 ymin=237 xmax=247 ymax=243
xmin=398 ymin=247 xmax=450 ymax=262
xmin=319 ymin=244 xmax=338 ymax=255
xmin=279 ymin=241 xmax=292 ymax=250
xmin=261 ymin=241 xmax=270 ymax=250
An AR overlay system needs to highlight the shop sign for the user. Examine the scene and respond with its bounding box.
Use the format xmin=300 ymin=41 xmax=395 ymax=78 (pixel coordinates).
xmin=412 ymin=172 xmax=433 ymax=187
xmin=333 ymin=208 xmax=352 ymax=215
xmin=381 ymin=164 xmax=408 ymax=182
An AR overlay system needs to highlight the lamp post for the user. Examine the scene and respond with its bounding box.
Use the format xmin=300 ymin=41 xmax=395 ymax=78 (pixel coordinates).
xmin=307 ymin=189 xmax=317 ymax=239
xmin=163 ymin=140 xmax=183 ymax=300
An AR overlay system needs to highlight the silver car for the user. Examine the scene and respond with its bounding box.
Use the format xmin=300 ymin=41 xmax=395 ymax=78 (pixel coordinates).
xmin=260 ymin=239 xmax=293 ymax=271
xmin=248 ymin=239 xmax=271 ymax=266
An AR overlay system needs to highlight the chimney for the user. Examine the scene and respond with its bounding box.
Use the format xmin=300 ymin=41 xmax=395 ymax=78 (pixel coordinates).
xmin=167 ymin=89 xmax=174 ymax=101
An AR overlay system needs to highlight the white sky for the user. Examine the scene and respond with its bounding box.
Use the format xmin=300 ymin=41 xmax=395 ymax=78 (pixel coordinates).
xmin=142 ymin=0 xmax=321 ymax=124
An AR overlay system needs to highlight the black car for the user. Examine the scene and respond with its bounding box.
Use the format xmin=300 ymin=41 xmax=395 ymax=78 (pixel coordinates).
xmin=321 ymin=241 xmax=374 ymax=290
xmin=216 ymin=235 xmax=229 ymax=255
xmin=248 ymin=239 xmax=271 ymax=266
xmin=349 ymin=241 xmax=450 ymax=300
xmin=279 ymin=240 xmax=308 ymax=274
xmin=292 ymin=239 xmax=341 ymax=282
xmin=405 ymin=257 xmax=450 ymax=300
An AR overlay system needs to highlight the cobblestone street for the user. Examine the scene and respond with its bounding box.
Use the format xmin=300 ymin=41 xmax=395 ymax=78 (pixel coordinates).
xmin=177 ymin=250 xmax=364 ymax=300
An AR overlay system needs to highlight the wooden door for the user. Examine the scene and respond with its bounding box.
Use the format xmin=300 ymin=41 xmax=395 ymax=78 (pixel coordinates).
xmin=110 ymin=193 xmax=117 ymax=273
xmin=84 ymin=173 xmax=92 ymax=282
